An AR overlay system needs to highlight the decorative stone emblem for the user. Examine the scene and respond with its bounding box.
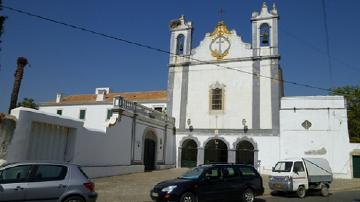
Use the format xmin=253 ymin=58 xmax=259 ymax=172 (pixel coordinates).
xmin=209 ymin=21 xmax=231 ymax=60
xmin=302 ymin=120 xmax=312 ymax=130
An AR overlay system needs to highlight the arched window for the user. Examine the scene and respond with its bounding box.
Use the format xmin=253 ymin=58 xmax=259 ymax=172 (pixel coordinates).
xmin=176 ymin=34 xmax=185 ymax=55
xmin=260 ymin=23 xmax=270 ymax=46
xmin=211 ymin=88 xmax=223 ymax=110
xmin=209 ymin=82 xmax=225 ymax=111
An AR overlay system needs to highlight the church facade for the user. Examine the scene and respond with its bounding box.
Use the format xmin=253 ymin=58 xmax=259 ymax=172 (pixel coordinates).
xmin=36 ymin=3 xmax=360 ymax=178
xmin=167 ymin=3 xmax=360 ymax=178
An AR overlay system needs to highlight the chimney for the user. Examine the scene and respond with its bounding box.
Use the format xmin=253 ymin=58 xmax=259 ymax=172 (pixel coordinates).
xmin=95 ymin=87 xmax=110 ymax=102
xmin=56 ymin=93 xmax=63 ymax=103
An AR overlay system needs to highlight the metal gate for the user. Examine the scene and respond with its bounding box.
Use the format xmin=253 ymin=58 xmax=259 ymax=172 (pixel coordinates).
xmin=204 ymin=139 xmax=228 ymax=164
xmin=28 ymin=122 xmax=69 ymax=161
xmin=353 ymin=155 xmax=360 ymax=178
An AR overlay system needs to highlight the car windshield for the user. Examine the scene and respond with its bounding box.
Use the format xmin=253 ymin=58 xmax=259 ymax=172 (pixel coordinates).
xmin=274 ymin=162 xmax=293 ymax=172
xmin=179 ymin=167 xmax=204 ymax=179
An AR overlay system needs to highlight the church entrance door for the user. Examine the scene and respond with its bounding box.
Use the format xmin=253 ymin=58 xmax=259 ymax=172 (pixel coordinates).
xmin=236 ymin=141 xmax=255 ymax=165
xmin=181 ymin=139 xmax=197 ymax=167
xmin=204 ymin=139 xmax=228 ymax=164
xmin=144 ymin=131 xmax=157 ymax=171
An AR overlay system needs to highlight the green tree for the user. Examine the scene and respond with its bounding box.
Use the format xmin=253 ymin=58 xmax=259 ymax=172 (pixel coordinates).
xmin=17 ymin=97 xmax=38 ymax=110
xmin=330 ymin=86 xmax=360 ymax=143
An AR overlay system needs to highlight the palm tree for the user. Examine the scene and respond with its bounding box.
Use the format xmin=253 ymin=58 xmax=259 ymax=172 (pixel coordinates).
xmin=8 ymin=57 xmax=28 ymax=113
xmin=0 ymin=0 xmax=5 ymax=42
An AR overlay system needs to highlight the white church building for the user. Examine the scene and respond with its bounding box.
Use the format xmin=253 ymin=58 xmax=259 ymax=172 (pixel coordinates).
xmin=167 ymin=3 xmax=360 ymax=178
xmin=37 ymin=3 xmax=360 ymax=178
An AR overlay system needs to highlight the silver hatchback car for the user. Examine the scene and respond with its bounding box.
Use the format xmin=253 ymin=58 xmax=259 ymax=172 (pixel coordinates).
xmin=0 ymin=162 xmax=97 ymax=202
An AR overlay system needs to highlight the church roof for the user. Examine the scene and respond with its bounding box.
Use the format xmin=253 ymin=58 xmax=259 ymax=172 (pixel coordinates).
xmin=42 ymin=90 xmax=167 ymax=106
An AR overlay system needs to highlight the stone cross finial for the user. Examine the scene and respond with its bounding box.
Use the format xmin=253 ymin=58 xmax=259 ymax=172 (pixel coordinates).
xmin=271 ymin=3 xmax=278 ymax=15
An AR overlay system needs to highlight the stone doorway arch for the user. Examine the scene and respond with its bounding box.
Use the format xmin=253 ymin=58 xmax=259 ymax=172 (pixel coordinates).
xmin=143 ymin=129 xmax=157 ymax=171
xmin=236 ymin=140 xmax=255 ymax=166
xmin=204 ymin=139 xmax=228 ymax=164
xmin=181 ymin=139 xmax=198 ymax=167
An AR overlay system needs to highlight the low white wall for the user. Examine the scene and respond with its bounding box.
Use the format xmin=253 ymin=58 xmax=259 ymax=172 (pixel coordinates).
xmin=280 ymin=96 xmax=358 ymax=179
xmin=7 ymin=107 xmax=176 ymax=178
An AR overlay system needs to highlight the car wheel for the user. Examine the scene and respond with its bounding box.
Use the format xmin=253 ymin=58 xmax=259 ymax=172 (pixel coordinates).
xmin=296 ymin=186 xmax=306 ymax=198
xmin=320 ymin=184 xmax=329 ymax=197
xmin=180 ymin=192 xmax=197 ymax=202
xmin=63 ymin=196 xmax=85 ymax=202
xmin=241 ymin=188 xmax=254 ymax=202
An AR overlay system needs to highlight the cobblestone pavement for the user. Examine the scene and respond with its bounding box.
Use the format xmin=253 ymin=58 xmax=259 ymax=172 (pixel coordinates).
xmin=93 ymin=168 xmax=360 ymax=202
xmin=94 ymin=168 xmax=189 ymax=202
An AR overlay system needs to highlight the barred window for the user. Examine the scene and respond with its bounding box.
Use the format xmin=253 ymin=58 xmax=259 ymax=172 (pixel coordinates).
xmin=211 ymin=88 xmax=223 ymax=110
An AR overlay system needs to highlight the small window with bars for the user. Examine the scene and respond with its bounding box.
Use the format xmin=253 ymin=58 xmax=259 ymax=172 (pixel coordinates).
xmin=79 ymin=109 xmax=86 ymax=120
xmin=106 ymin=109 xmax=113 ymax=120
xmin=211 ymin=88 xmax=223 ymax=111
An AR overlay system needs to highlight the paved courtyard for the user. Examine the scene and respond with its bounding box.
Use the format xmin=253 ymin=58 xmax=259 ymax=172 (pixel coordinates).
xmin=93 ymin=168 xmax=360 ymax=202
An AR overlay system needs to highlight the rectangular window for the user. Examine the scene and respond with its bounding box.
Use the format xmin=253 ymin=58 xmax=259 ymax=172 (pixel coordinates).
xmin=222 ymin=167 xmax=238 ymax=179
xmin=211 ymin=88 xmax=223 ymax=110
xmin=154 ymin=107 xmax=163 ymax=112
xmin=294 ymin=162 xmax=305 ymax=172
xmin=79 ymin=109 xmax=86 ymax=120
xmin=238 ymin=166 xmax=257 ymax=176
xmin=0 ymin=165 xmax=32 ymax=183
xmin=30 ymin=165 xmax=67 ymax=182
xmin=106 ymin=109 xmax=113 ymax=120
xmin=56 ymin=109 xmax=62 ymax=115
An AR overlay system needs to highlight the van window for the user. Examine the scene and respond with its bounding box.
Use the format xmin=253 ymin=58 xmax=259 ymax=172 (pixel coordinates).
xmin=274 ymin=161 xmax=293 ymax=172
xmin=293 ymin=162 xmax=305 ymax=172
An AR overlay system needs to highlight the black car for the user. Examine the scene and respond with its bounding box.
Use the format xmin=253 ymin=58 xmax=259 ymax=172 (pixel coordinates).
xmin=150 ymin=164 xmax=264 ymax=202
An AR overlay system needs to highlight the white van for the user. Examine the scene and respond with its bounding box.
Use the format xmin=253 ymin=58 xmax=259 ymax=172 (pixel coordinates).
xmin=268 ymin=158 xmax=332 ymax=198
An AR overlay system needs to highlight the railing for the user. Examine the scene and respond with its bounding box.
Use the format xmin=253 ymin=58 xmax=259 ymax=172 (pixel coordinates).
xmin=113 ymin=96 xmax=175 ymax=124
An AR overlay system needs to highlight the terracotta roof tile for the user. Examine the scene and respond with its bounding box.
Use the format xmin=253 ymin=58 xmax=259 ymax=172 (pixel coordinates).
xmin=44 ymin=90 xmax=167 ymax=105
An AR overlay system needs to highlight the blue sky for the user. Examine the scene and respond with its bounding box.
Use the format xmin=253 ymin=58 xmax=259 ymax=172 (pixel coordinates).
xmin=1 ymin=0 xmax=359 ymax=112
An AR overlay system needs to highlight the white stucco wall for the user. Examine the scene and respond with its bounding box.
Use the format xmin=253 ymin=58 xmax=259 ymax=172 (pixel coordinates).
xmin=280 ymin=96 xmax=360 ymax=179
xmin=40 ymin=101 xmax=168 ymax=131
xmin=39 ymin=104 xmax=112 ymax=131
xmin=186 ymin=61 xmax=254 ymax=129
xmin=7 ymin=107 xmax=175 ymax=178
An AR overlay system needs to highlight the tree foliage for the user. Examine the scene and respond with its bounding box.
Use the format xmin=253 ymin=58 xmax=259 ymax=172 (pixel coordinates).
xmin=17 ymin=98 xmax=38 ymax=110
xmin=330 ymin=86 xmax=360 ymax=143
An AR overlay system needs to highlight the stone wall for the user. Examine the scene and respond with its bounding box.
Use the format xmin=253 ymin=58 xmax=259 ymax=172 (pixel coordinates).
xmin=0 ymin=114 xmax=16 ymax=163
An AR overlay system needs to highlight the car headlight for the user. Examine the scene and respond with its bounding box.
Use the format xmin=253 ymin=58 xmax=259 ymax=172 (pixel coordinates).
xmin=269 ymin=176 xmax=274 ymax=181
xmin=284 ymin=176 xmax=290 ymax=181
xmin=161 ymin=185 xmax=177 ymax=193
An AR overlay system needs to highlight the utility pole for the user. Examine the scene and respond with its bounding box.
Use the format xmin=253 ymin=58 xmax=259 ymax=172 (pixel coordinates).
xmin=8 ymin=57 xmax=28 ymax=114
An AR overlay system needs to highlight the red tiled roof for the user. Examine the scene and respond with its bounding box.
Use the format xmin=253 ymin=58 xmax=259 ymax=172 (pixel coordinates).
xmin=45 ymin=90 xmax=167 ymax=105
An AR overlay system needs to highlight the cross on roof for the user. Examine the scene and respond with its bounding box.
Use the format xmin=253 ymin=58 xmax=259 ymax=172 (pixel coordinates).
xmin=218 ymin=8 xmax=225 ymax=20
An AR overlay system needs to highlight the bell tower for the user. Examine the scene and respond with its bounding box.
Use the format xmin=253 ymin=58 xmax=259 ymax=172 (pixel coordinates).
xmin=250 ymin=2 xmax=282 ymax=132
xmin=251 ymin=2 xmax=279 ymax=56
xmin=169 ymin=15 xmax=193 ymax=65
xmin=167 ymin=15 xmax=193 ymax=129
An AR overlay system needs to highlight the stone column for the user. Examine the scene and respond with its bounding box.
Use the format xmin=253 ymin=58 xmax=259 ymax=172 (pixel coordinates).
xmin=197 ymin=147 xmax=204 ymax=165
xmin=228 ymin=149 xmax=236 ymax=163
xmin=177 ymin=147 xmax=182 ymax=167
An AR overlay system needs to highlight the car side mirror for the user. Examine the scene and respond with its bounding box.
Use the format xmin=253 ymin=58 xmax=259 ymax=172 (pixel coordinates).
xmin=272 ymin=167 xmax=275 ymax=172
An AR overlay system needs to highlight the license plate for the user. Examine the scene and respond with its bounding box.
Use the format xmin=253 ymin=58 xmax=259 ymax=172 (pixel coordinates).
xmin=274 ymin=183 xmax=283 ymax=189
xmin=151 ymin=192 xmax=159 ymax=197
